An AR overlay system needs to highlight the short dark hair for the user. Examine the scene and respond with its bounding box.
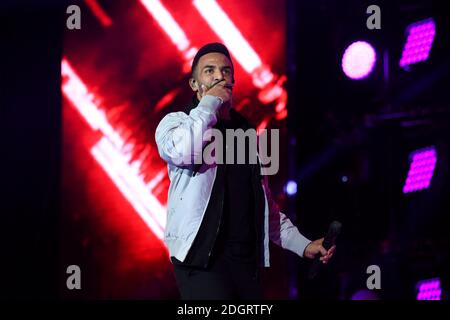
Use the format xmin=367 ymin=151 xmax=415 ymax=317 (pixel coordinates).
xmin=191 ymin=42 xmax=234 ymax=76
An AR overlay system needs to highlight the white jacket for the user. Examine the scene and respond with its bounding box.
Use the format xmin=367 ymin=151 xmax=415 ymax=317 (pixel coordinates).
xmin=155 ymin=95 xmax=311 ymax=267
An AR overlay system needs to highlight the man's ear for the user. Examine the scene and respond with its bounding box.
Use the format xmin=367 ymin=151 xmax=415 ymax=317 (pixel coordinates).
xmin=189 ymin=77 xmax=198 ymax=92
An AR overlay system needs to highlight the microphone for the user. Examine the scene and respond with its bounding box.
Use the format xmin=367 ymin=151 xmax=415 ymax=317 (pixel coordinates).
xmin=308 ymin=220 xmax=342 ymax=280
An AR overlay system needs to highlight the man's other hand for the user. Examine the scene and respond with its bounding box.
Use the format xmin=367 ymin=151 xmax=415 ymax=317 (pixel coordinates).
xmin=304 ymin=238 xmax=336 ymax=264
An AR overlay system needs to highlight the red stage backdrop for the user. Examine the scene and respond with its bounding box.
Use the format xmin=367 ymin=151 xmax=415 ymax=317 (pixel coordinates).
xmin=61 ymin=0 xmax=288 ymax=299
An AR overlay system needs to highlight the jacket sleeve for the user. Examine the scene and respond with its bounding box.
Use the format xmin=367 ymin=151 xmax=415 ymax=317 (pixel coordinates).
xmin=155 ymin=95 xmax=222 ymax=167
xmin=262 ymin=175 xmax=312 ymax=258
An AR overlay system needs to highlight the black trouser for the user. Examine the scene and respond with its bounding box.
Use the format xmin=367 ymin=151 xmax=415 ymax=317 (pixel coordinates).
xmin=172 ymin=251 xmax=262 ymax=300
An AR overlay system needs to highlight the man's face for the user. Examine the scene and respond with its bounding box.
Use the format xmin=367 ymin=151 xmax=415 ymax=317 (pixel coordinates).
xmin=190 ymin=52 xmax=234 ymax=99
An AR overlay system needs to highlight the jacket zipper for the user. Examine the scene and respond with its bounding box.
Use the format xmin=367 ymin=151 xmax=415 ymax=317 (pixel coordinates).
xmin=204 ymin=165 xmax=226 ymax=268
xmin=205 ymin=194 xmax=224 ymax=268
xmin=204 ymin=123 xmax=228 ymax=268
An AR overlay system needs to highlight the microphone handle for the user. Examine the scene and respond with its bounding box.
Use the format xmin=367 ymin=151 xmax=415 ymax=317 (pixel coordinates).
xmin=308 ymin=221 xmax=342 ymax=280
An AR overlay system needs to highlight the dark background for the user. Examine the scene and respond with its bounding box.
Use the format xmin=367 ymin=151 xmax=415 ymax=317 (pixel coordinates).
xmin=287 ymin=0 xmax=450 ymax=300
xmin=0 ymin=1 xmax=65 ymax=299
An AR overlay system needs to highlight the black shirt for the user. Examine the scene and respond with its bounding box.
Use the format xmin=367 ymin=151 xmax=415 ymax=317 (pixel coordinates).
xmin=213 ymin=116 xmax=256 ymax=263
xmin=173 ymin=106 xmax=260 ymax=269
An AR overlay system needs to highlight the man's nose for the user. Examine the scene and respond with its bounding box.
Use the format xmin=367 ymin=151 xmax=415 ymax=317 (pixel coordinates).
xmin=214 ymin=70 xmax=224 ymax=81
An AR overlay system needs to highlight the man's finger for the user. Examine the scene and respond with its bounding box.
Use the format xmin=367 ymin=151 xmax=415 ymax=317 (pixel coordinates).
xmin=319 ymin=245 xmax=327 ymax=256
xmin=207 ymin=79 xmax=226 ymax=91
xmin=200 ymin=84 xmax=207 ymax=97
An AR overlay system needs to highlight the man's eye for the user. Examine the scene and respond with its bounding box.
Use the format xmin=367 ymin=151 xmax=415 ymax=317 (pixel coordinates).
xmin=223 ymin=69 xmax=230 ymax=74
xmin=205 ymin=69 xmax=213 ymax=74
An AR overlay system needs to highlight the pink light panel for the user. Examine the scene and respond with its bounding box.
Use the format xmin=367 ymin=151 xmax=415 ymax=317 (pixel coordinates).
xmin=400 ymin=18 xmax=436 ymax=68
xmin=416 ymin=278 xmax=442 ymax=300
xmin=403 ymin=146 xmax=437 ymax=193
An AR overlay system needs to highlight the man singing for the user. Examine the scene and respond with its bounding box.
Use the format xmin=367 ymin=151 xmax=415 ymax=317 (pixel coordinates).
xmin=155 ymin=43 xmax=335 ymax=299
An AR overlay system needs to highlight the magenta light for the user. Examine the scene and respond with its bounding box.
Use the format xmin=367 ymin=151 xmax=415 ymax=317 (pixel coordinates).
xmin=342 ymin=41 xmax=377 ymax=80
xmin=403 ymin=146 xmax=437 ymax=193
xmin=417 ymin=278 xmax=442 ymax=300
xmin=400 ymin=18 xmax=436 ymax=68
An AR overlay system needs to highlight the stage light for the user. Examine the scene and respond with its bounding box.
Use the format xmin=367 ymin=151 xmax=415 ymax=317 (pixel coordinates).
xmin=141 ymin=0 xmax=286 ymax=123
xmin=193 ymin=0 xmax=275 ymax=88
xmin=341 ymin=41 xmax=377 ymax=80
xmin=85 ymin=0 xmax=113 ymax=27
xmin=140 ymin=0 xmax=190 ymax=52
xmin=416 ymin=278 xmax=441 ymax=300
xmin=92 ymin=139 xmax=165 ymax=239
xmin=400 ymin=18 xmax=436 ymax=68
xmin=61 ymin=59 xmax=124 ymax=148
xmin=403 ymin=146 xmax=437 ymax=193
xmin=62 ymin=58 xmax=166 ymax=240
xmin=193 ymin=0 xmax=262 ymax=73
xmin=285 ymin=180 xmax=297 ymax=196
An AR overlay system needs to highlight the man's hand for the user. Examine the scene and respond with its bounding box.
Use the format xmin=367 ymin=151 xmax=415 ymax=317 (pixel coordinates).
xmin=304 ymin=238 xmax=336 ymax=264
xmin=199 ymin=79 xmax=232 ymax=104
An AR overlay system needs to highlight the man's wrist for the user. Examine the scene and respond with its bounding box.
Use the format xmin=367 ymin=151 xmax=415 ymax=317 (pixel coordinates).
xmin=197 ymin=95 xmax=223 ymax=115
xmin=203 ymin=95 xmax=223 ymax=106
